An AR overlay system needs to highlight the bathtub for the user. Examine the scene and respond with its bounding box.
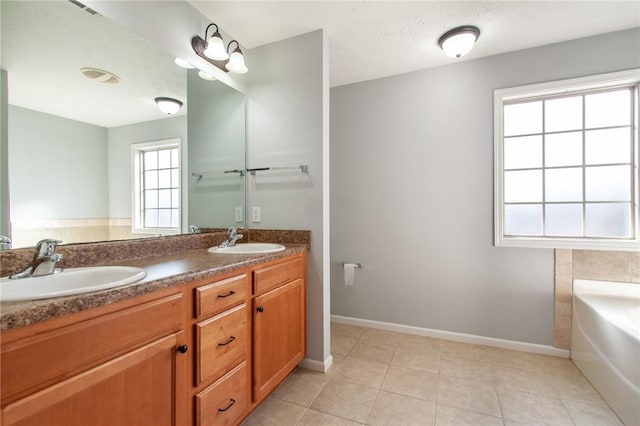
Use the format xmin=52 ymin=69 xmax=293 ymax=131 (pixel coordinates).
xmin=571 ymin=279 xmax=640 ymax=426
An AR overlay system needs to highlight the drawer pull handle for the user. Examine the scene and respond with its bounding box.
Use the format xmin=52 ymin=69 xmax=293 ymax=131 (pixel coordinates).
xmin=217 ymin=290 xmax=236 ymax=298
xmin=217 ymin=336 xmax=236 ymax=347
xmin=177 ymin=345 xmax=188 ymax=354
xmin=257 ymin=306 xmax=264 ymax=313
xmin=218 ymin=398 xmax=236 ymax=412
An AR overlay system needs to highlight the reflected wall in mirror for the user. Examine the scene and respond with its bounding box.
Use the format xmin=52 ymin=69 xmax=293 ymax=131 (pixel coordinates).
xmin=188 ymin=70 xmax=246 ymax=229
xmin=0 ymin=1 xmax=246 ymax=249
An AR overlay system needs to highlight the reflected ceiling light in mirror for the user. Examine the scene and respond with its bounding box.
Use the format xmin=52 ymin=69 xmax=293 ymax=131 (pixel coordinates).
xmin=438 ymin=26 xmax=480 ymax=58
xmin=174 ymin=58 xmax=194 ymax=69
xmin=198 ymin=70 xmax=217 ymax=81
xmin=192 ymin=23 xmax=248 ymax=74
xmin=202 ymin=23 xmax=228 ymax=61
xmin=226 ymin=40 xmax=248 ymax=74
xmin=155 ymin=97 xmax=183 ymax=115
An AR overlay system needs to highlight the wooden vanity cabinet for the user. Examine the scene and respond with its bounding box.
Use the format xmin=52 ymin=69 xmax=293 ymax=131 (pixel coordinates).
xmin=0 ymin=290 xmax=188 ymax=426
xmin=251 ymin=253 xmax=306 ymax=403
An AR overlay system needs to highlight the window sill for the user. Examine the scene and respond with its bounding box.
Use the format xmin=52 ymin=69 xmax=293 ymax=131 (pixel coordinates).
xmin=495 ymin=236 xmax=640 ymax=251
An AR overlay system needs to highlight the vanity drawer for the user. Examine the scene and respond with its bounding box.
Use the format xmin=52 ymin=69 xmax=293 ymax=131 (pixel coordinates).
xmin=253 ymin=256 xmax=304 ymax=295
xmin=1 ymin=293 xmax=183 ymax=403
xmin=196 ymin=304 xmax=248 ymax=386
xmin=195 ymin=273 xmax=248 ymax=318
xmin=196 ymin=361 xmax=250 ymax=426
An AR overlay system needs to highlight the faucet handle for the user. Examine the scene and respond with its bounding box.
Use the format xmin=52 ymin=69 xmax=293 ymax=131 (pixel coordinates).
xmin=35 ymin=239 xmax=62 ymax=256
xmin=227 ymin=227 xmax=237 ymax=237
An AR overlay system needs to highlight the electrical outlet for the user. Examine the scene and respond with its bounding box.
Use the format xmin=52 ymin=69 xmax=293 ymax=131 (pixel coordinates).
xmin=252 ymin=207 xmax=261 ymax=223
xmin=235 ymin=207 xmax=243 ymax=223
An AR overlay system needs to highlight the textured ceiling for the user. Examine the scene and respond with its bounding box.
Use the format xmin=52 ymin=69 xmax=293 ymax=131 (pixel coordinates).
xmin=190 ymin=1 xmax=640 ymax=87
xmin=1 ymin=1 xmax=186 ymax=128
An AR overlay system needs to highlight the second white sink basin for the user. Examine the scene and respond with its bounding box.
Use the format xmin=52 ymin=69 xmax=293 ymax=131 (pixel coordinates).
xmin=208 ymin=243 xmax=286 ymax=255
xmin=0 ymin=266 xmax=147 ymax=302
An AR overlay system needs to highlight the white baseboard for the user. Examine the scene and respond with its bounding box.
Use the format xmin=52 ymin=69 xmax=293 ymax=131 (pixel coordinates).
xmin=299 ymin=354 xmax=334 ymax=373
xmin=331 ymin=315 xmax=570 ymax=358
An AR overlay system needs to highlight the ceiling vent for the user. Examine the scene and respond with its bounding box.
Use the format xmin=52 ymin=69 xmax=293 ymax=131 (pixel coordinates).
xmin=68 ymin=0 xmax=99 ymax=15
xmin=81 ymin=68 xmax=121 ymax=84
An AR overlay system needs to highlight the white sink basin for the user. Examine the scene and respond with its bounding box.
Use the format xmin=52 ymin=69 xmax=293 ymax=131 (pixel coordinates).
xmin=0 ymin=266 xmax=147 ymax=302
xmin=208 ymin=243 xmax=286 ymax=255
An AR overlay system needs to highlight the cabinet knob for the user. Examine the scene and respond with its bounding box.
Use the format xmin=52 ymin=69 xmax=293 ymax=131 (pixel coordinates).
xmin=177 ymin=344 xmax=189 ymax=354
xmin=256 ymin=306 xmax=264 ymax=313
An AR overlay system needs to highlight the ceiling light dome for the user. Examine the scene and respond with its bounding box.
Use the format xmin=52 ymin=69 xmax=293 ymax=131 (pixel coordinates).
xmin=438 ymin=26 xmax=480 ymax=58
xmin=155 ymin=97 xmax=183 ymax=115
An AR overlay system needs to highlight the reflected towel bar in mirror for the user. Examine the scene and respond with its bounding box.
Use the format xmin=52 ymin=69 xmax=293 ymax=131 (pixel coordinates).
xmin=247 ymin=164 xmax=308 ymax=176
xmin=192 ymin=169 xmax=245 ymax=180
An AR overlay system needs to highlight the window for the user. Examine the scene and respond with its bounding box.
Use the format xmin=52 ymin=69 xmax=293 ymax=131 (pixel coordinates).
xmin=132 ymin=138 xmax=181 ymax=234
xmin=494 ymin=70 xmax=639 ymax=250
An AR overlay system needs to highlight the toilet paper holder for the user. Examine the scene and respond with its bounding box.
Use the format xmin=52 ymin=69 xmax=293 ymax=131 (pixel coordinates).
xmin=343 ymin=263 xmax=363 ymax=269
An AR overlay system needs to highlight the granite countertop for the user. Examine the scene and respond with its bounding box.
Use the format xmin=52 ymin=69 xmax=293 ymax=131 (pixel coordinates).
xmin=1 ymin=245 xmax=307 ymax=331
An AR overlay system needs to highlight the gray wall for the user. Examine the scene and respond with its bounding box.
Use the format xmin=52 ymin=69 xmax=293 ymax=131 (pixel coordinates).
xmin=246 ymin=30 xmax=329 ymax=363
xmin=187 ymin=71 xmax=245 ymax=228
xmin=107 ymin=115 xmax=187 ymax=220
xmin=1 ymin=70 xmax=9 ymax=236
xmin=330 ymin=28 xmax=640 ymax=346
xmin=9 ymin=105 xmax=108 ymax=220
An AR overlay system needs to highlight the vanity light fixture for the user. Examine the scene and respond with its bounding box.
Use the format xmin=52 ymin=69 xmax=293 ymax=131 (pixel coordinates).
xmin=198 ymin=70 xmax=217 ymax=81
xmin=155 ymin=97 xmax=183 ymax=115
xmin=174 ymin=58 xmax=195 ymax=69
xmin=192 ymin=23 xmax=248 ymax=74
xmin=225 ymin=40 xmax=248 ymax=74
xmin=438 ymin=25 xmax=480 ymax=58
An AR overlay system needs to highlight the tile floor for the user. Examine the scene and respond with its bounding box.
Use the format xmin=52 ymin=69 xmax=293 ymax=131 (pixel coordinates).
xmin=242 ymin=322 xmax=623 ymax=426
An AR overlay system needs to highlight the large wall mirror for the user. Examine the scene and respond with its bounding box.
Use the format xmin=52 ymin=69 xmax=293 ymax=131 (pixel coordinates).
xmin=1 ymin=0 xmax=246 ymax=249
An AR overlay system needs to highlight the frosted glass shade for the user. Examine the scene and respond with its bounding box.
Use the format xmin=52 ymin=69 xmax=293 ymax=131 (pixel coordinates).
xmin=438 ymin=26 xmax=480 ymax=58
xmin=155 ymin=97 xmax=183 ymax=115
xmin=226 ymin=50 xmax=248 ymax=74
xmin=204 ymin=33 xmax=228 ymax=61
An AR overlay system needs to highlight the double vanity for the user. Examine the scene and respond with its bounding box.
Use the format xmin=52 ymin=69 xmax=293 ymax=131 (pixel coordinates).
xmin=0 ymin=231 xmax=308 ymax=425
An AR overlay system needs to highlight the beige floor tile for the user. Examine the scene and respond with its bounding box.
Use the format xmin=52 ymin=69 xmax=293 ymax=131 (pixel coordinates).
xmin=391 ymin=346 xmax=440 ymax=374
xmin=552 ymin=374 xmax=605 ymax=403
xmin=397 ymin=333 xmax=442 ymax=351
xmin=435 ymin=405 xmax=503 ymax=426
xmin=348 ymin=340 xmax=396 ymax=364
xmin=493 ymin=364 xmax=556 ymax=397
xmin=439 ymin=354 xmax=493 ymax=383
xmin=332 ymin=335 xmax=358 ymax=357
xmin=331 ymin=357 xmax=388 ymax=388
xmin=310 ymin=380 xmax=378 ymax=423
xmin=270 ymin=368 xmax=329 ymax=407
xmin=359 ymin=328 xmax=402 ymax=346
xmin=562 ymin=399 xmax=623 ymax=426
xmin=499 ymin=389 xmax=573 ymax=426
xmin=440 ymin=340 xmax=493 ymax=362
xmin=437 ymin=375 xmax=501 ymax=417
xmin=241 ymin=398 xmax=306 ymax=426
xmin=366 ymin=390 xmax=436 ymax=426
xmin=332 ymin=322 xmax=366 ymax=340
xmin=381 ymin=365 xmax=439 ymax=402
xmin=297 ymin=409 xmax=364 ymax=425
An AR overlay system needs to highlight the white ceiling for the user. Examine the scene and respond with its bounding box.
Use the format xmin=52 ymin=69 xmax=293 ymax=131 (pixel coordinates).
xmin=190 ymin=1 xmax=640 ymax=87
xmin=1 ymin=1 xmax=187 ymax=128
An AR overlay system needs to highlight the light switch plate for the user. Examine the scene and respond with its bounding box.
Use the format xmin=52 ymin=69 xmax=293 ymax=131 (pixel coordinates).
xmin=235 ymin=207 xmax=243 ymax=223
xmin=252 ymin=207 xmax=261 ymax=223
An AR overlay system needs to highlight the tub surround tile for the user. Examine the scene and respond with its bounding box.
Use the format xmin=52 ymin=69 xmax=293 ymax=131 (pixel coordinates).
xmin=555 ymin=249 xmax=572 ymax=264
xmin=572 ymin=250 xmax=632 ymax=282
xmin=554 ymin=275 xmax=572 ymax=303
xmin=631 ymin=252 xmax=640 ymax=283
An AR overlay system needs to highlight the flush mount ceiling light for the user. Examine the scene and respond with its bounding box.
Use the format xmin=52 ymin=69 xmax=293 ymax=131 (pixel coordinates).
xmin=438 ymin=25 xmax=480 ymax=58
xmin=174 ymin=58 xmax=195 ymax=69
xmin=198 ymin=70 xmax=217 ymax=81
xmin=192 ymin=23 xmax=248 ymax=74
xmin=155 ymin=97 xmax=183 ymax=115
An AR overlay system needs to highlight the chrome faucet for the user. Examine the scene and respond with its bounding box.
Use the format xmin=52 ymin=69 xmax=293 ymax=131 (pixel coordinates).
xmin=0 ymin=236 xmax=11 ymax=251
xmin=219 ymin=227 xmax=243 ymax=248
xmin=10 ymin=239 xmax=64 ymax=279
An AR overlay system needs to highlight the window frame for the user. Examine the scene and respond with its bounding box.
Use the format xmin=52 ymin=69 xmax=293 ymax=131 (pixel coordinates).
xmin=131 ymin=138 xmax=182 ymax=235
xmin=494 ymin=69 xmax=640 ymax=251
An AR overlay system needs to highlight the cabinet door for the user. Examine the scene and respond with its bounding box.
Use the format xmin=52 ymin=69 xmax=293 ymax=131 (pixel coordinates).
xmin=1 ymin=332 xmax=187 ymax=426
xmin=252 ymin=278 xmax=305 ymax=402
